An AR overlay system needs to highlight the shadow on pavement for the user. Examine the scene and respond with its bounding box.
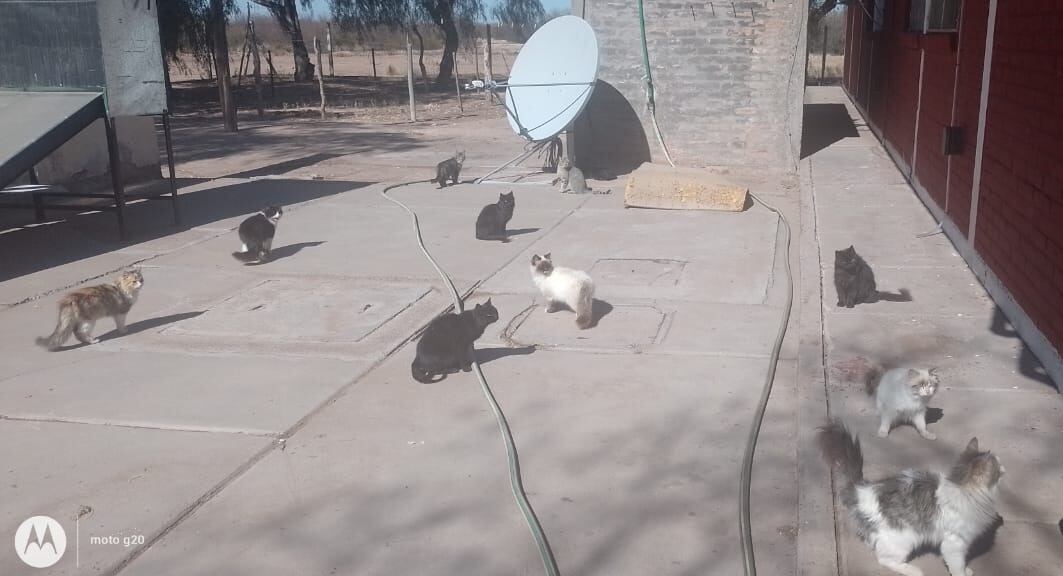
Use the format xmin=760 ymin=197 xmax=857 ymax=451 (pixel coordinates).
xmin=0 ymin=179 xmax=367 ymax=285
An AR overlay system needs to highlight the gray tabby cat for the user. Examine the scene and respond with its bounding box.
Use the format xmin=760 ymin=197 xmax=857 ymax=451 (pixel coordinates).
xmin=867 ymin=366 xmax=940 ymax=439
xmin=432 ymin=150 xmax=465 ymax=188
xmin=834 ymin=245 xmax=911 ymax=307
xmin=819 ymin=423 xmax=1004 ymax=576
xmin=553 ymin=156 xmax=610 ymax=195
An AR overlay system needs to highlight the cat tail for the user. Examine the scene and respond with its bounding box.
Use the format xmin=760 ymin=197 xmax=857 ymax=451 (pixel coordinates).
xmin=864 ymin=364 xmax=884 ymax=396
xmin=575 ymin=282 xmax=595 ymax=329
xmin=36 ymin=301 xmax=76 ymax=351
xmin=817 ymin=422 xmax=864 ymax=488
xmin=871 ymin=288 xmax=913 ymax=303
xmin=232 ymin=250 xmax=259 ymax=263
xmin=411 ymin=360 xmax=435 ymax=384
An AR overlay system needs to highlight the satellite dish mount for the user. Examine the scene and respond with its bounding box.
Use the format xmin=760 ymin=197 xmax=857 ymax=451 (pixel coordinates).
xmin=476 ymin=15 xmax=599 ymax=183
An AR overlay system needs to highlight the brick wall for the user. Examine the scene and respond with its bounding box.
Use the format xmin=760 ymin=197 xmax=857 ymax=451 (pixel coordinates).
xmin=844 ymin=0 xmax=1063 ymax=372
xmin=572 ymin=1 xmax=806 ymax=172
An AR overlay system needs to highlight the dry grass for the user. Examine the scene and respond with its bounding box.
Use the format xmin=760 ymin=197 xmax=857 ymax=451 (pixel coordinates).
xmin=807 ymin=54 xmax=844 ymax=84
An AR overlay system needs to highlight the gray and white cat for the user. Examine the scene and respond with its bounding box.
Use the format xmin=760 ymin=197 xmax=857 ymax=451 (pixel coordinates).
xmin=432 ymin=150 xmax=465 ymax=188
xmin=867 ymin=366 xmax=940 ymax=440
xmin=819 ymin=423 xmax=1004 ymax=576
xmin=553 ymin=156 xmax=610 ymax=195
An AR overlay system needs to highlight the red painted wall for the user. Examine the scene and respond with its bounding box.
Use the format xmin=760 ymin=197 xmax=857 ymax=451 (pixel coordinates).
xmin=842 ymin=0 xmax=1063 ymax=356
xmin=973 ymin=1 xmax=1063 ymax=350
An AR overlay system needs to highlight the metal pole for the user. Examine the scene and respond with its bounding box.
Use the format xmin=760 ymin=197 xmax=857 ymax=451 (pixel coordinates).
xmin=104 ymin=116 xmax=127 ymax=239
xmin=406 ymin=28 xmax=416 ymax=122
xmin=371 ymin=48 xmax=377 ymax=78
xmin=162 ymin=112 xmax=181 ymax=225
xmin=820 ymin=26 xmax=828 ymax=85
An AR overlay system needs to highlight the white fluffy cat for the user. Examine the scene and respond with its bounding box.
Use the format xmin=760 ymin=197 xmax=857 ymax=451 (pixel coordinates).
xmin=820 ymin=423 xmax=1004 ymax=576
xmin=867 ymin=367 xmax=940 ymax=439
xmin=530 ymin=253 xmax=595 ymax=329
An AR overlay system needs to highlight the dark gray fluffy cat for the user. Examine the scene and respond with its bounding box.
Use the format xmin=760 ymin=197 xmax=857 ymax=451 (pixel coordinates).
xmin=834 ymin=245 xmax=911 ymax=307
xmin=411 ymin=299 xmax=499 ymax=383
xmin=819 ymin=423 xmax=1004 ymax=576
xmin=432 ymin=150 xmax=465 ymax=188
xmin=475 ymin=191 xmax=515 ymax=242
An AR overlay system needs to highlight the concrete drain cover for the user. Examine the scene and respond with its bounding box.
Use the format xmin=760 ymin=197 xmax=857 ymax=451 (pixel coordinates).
xmin=590 ymin=259 xmax=687 ymax=287
xmin=508 ymin=303 xmax=665 ymax=350
xmin=175 ymin=279 xmax=429 ymax=343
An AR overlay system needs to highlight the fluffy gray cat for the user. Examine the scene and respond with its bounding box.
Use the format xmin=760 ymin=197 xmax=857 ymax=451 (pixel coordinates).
xmin=819 ymin=423 xmax=1004 ymax=576
xmin=867 ymin=366 xmax=940 ymax=439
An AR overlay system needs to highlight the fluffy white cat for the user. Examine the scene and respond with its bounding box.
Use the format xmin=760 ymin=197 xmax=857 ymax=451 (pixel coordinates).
xmin=530 ymin=253 xmax=595 ymax=329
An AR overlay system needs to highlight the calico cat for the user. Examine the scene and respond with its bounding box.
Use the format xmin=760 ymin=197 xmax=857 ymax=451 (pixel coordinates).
xmin=867 ymin=366 xmax=940 ymax=439
xmin=554 ymin=156 xmax=610 ymax=195
xmin=530 ymin=253 xmax=595 ymax=329
xmin=233 ymin=206 xmax=283 ymax=263
xmin=475 ymin=191 xmax=515 ymax=241
xmin=36 ymin=269 xmax=144 ymax=350
xmin=411 ymin=299 xmax=499 ymax=383
xmin=834 ymin=245 xmax=911 ymax=307
xmin=432 ymin=151 xmax=466 ymax=188
xmin=819 ymin=423 xmax=1004 ymax=576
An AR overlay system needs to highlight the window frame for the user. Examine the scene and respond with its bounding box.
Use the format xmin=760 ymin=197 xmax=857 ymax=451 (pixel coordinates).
xmin=909 ymin=0 xmax=960 ymax=34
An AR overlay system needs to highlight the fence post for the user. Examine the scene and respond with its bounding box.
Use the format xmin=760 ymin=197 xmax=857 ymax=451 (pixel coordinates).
xmin=454 ymin=50 xmax=463 ymax=115
xmin=406 ymin=29 xmax=416 ymax=122
xmin=314 ymin=36 xmax=326 ymax=119
xmin=327 ymin=22 xmax=335 ymax=77
xmin=371 ymin=48 xmax=377 ymax=78
xmin=820 ymin=26 xmax=828 ymax=85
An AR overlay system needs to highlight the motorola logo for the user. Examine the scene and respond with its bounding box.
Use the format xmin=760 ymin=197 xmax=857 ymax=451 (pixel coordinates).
xmin=14 ymin=516 xmax=67 ymax=568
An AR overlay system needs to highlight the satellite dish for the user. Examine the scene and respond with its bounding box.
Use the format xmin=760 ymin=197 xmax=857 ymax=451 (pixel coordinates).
xmin=504 ymin=15 xmax=599 ymax=142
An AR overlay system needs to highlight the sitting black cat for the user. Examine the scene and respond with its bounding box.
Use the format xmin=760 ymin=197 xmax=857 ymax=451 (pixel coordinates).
xmin=475 ymin=191 xmax=515 ymax=242
xmin=834 ymin=245 xmax=911 ymax=307
xmin=411 ymin=299 xmax=499 ymax=383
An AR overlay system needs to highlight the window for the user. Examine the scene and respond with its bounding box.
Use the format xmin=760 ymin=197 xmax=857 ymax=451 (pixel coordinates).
xmin=909 ymin=0 xmax=960 ymax=33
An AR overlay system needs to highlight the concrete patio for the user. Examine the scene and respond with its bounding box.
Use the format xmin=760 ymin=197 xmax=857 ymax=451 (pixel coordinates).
xmin=1 ymin=86 xmax=1059 ymax=576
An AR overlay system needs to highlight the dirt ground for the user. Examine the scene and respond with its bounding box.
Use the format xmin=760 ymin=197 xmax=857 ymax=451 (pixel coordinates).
xmin=170 ymin=44 xmax=520 ymax=124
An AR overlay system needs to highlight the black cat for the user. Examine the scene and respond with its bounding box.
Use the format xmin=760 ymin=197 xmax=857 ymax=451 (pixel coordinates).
xmin=232 ymin=205 xmax=283 ymax=263
xmin=432 ymin=151 xmax=465 ymax=188
xmin=475 ymin=191 xmax=515 ymax=242
xmin=411 ymin=299 xmax=499 ymax=383
xmin=834 ymin=245 xmax=911 ymax=307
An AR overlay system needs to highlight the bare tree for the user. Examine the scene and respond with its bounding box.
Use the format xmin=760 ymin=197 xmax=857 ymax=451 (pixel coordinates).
xmin=209 ymin=0 xmax=238 ymax=131
xmin=252 ymin=0 xmax=315 ymax=82
xmin=331 ymin=0 xmax=482 ymax=85
xmin=809 ymin=0 xmax=839 ymax=31
xmin=492 ymin=0 xmax=545 ymax=43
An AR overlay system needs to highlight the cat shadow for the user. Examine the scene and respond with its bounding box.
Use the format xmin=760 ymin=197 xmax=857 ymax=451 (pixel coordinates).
xmin=544 ymin=298 xmax=613 ymax=328
xmin=506 ymin=228 xmax=540 ymax=237
xmin=95 ymin=311 xmax=205 ymax=343
xmin=245 ymin=241 xmax=326 ymax=265
xmin=925 ymin=407 xmax=944 ymax=424
xmin=591 ymin=299 xmax=614 ymax=327
xmin=475 ymin=346 xmax=536 ymax=365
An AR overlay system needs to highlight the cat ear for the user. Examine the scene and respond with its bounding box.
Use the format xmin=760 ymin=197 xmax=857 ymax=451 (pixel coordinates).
xmin=532 ymin=255 xmax=541 ymax=265
xmin=928 ymin=367 xmax=938 ymax=376
xmin=907 ymin=368 xmax=921 ymax=382
xmin=484 ymin=298 xmax=492 ymax=306
xmin=965 ymin=437 xmax=980 ymax=453
xmin=544 ymin=252 xmax=551 ymax=260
